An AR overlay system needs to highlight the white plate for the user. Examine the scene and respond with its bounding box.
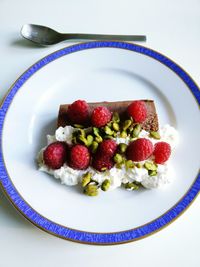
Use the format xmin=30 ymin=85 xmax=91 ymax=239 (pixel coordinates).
xmin=0 ymin=42 xmax=199 ymax=245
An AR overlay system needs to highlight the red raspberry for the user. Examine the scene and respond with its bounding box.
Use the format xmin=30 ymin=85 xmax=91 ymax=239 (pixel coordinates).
xmin=153 ymin=142 xmax=171 ymax=164
xmin=92 ymin=154 xmax=114 ymax=172
xmin=43 ymin=142 xmax=67 ymax=169
xmin=67 ymin=100 xmax=89 ymax=124
xmin=127 ymin=101 xmax=147 ymax=123
xmin=91 ymin=106 xmax=112 ymax=127
xmin=98 ymin=139 xmax=117 ymax=157
xmin=126 ymin=138 xmax=153 ymax=162
xmin=69 ymin=144 xmax=90 ymax=170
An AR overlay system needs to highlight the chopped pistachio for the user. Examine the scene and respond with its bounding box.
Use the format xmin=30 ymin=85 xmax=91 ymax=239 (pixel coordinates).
xmin=91 ymin=141 xmax=98 ymax=153
xmin=78 ymin=135 xmax=88 ymax=146
xmin=101 ymin=167 xmax=107 ymax=171
xmin=81 ymin=173 xmax=92 ymax=187
xmin=104 ymin=135 xmax=113 ymax=139
xmin=104 ymin=126 xmax=114 ymax=135
xmin=124 ymin=182 xmax=139 ymax=190
xmin=120 ymin=131 xmax=127 ymax=138
xmin=113 ymin=132 xmax=117 ymax=137
xmin=95 ymin=136 xmax=103 ymax=143
xmin=150 ymin=131 xmax=161 ymax=140
xmin=149 ymin=170 xmax=157 ymax=176
xmin=93 ymin=127 xmax=100 ymax=137
xmin=136 ymin=163 xmax=143 ymax=168
xmin=119 ymin=143 xmax=127 ymax=153
xmin=112 ymin=122 xmax=119 ymax=131
xmin=144 ymin=161 xmax=157 ymax=171
xmin=125 ymin=160 xmax=135 ymax=169
xmin=101 ymin=179 xmax=111 ymax=191
xmin=84 ymin=184 xmax=99 ymax=196
xmin=86 ymin=135 xmax=94 ymax=146
xmin=112 ymin=112 xmax=120 ymax=122
xmin=132 ymin=124 xmax=141 ymax=138
xmin=114 ymin=153 xmax=123 ymax=164
xmin=123 ymin=120 xmax=132 ymax=131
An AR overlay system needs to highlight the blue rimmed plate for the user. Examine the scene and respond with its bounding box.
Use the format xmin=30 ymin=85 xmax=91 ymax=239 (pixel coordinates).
xmin=0 ymin=41 xmax=199 ymax=245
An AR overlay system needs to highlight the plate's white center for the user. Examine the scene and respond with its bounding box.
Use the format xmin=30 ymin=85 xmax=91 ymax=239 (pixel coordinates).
xmin=2 ymin=48 xmax=200 ymax=232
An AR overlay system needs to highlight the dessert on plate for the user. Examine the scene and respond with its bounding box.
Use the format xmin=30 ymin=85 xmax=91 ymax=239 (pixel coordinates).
xmin=37 ymin=99 xmax=179 ymax=196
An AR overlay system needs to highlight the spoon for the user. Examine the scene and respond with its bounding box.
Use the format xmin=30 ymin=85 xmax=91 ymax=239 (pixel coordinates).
xmin=21 ymin=24 xmax=146 ymax=46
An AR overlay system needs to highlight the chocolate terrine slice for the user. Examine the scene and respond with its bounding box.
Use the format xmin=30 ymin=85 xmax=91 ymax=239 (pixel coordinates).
xmin=57 ymin=100 xmax=159 ymax=132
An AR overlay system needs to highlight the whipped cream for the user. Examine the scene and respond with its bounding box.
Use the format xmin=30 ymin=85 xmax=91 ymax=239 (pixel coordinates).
xmin=37 ymin=124 xmax=179 ymax=190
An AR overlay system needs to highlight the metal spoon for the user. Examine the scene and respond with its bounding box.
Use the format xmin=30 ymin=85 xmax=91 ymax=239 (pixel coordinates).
xmin=21 ymin=24 xmax=146 ymax=46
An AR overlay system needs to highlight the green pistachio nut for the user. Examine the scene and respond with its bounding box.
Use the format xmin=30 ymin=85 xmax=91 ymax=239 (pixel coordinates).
xmin=95 ymin=136 xmax=103 ymax=143
xmin=124 ymin=182 xmax=139 ymax=190
xmin=86 ymin=135 xmax=94 ymax=146
xmin=114 ymin=153 xmax=123 ymax=164
xmin=112 ymin=112 xmax=120 ymax=122
xmin=101 ymin=179 xmax=111 ymax=191
xmin=104 ymin=135 xmax=113 ymax=139
xmin=123 ymin=120 xmax=132 ymax=131
xmin=149 ymin=170 xmax=157 ymax=176
xmin=81 ymin=173 xmax=92 ymax=187
xmin=132 ymin=124 xmax=141 ymax=138
xmin=150 ymin=131 xmax=161 ymax=140
xmin=104 ymin=126 xmax=114 ymax=136
xmin=78 ymin=135 xmax=88 ymax=146
xmin=125 ymin=160 xmax=135 ymax=169
xmin=120 ymin=131 xmax=127 ymax=138
xmin=112 ymin=122 xmax=119 ymax=131
xmin=119 ymin=143 xmax=127 ymax=153
xmin=144 ymin=161 xmax=157 ymax=171
xmin=84 ymin=184 xmax=99 ymax=196
xmin=93 ymin=127 xmax=100 ymax=137
xmin=91 ymin=141 xmax=99 ymax=153
xmin=136 ymin=163 xmax=143 ymax=168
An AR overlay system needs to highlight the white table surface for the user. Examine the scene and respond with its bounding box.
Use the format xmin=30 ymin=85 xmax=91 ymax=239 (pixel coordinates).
xmin=0 ymin=0 xmax=199 ymax=266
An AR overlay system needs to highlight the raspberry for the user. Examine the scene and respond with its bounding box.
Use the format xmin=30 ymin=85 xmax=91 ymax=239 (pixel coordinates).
xmin=98 ymin=139 xmax=117 ymax=157
xmin=91 ymin=106 xmax=112 ymax=127
xmin=153 ymin=142 xmax=171 ymax=164
xmin=126 ymin=138 xmax=153 ymax=162
xmin=67 ymin=100 xmax=89 ymax=124
xmin=92 ymin=154 xmax=114 ymax=172
xmin=127 ymin=101 xmax=147 ymax=123
xmin=43 ymin=142 xmax=67 ymax=169
xmin=69 ymin=144 xmax=90 ymax=170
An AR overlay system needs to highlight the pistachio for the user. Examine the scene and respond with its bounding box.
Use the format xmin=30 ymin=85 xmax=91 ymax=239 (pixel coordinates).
xmin=112 ymin=112 xmax=120 ymax=122
xmin=112 ymin=122 xmax=119 ymax=131
xmin=113 ymin=132 xmax=117 ymax=137
xmin=78 ymin=129 xmax=86 ymax=137
xmin=84 ymin=184 xmax=99 ymax=196
xmin=86 ymin=135 xmax=94 ymax=146
xmin=72 ymin=136 xmax=77 ymax=144
xmin=95 ymin=136 xmax=103 ymax=143
xmin=124 ymin=182 xmax=139 ymax=190
xmin=119 ymin=143 xmax=127 ymax=153
xmin=73 ymin=124 xmax=84 ymax=129
xmin=150 ymin=131 xmax=161 ymax=140
xmin=91 ymin=141 xmax=99 ymax=153
xmin=120 ymin=131 xmax=127 ymax=138
xmin=125 ymin=160 xmax=135 ymax=169
xmin=78 ymin=135 xmax=88 ymax=146
xmin=104 ymin=126 xmax=114 ymax=135
xmin=93 ymin=127 xmax=100 ymax=137
xmin=81 ymin=173 xmax=92 ymax=187
xmin=144 ymin=161 xmax=157 ymax=171
xmin=116 ymin=163 xmax=123 ymax=169
xmin=101 ymin=167 xmax=107 ymax=171
xmin=114 ymin=153 xmax=123 ymax=164
xmin=101 ymin=179 xmax=111 ymax=191
xmin=149 ymin=170 xmax=157 ymax=176
xmin=132 ymin=124 xmax=141 ymax=138
xmin=123 ymin=120 xmax=132 ymax=131
xmin=136 ymin=163 xmax=143 ymax=168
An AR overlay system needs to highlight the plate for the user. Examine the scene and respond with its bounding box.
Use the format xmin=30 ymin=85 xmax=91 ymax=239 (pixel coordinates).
xmin=0 ymin=41 xmax=199 ymax=245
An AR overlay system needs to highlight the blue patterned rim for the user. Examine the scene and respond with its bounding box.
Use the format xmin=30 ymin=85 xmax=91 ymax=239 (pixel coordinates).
xmin=0 ymin=41 xmax=199 ymax=245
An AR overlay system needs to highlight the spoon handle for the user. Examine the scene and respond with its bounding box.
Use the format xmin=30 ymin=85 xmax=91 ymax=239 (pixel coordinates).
xmin=62 ymin=33 xmax=146 ymax=42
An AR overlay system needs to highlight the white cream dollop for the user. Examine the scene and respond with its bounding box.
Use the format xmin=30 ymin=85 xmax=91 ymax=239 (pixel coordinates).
xmin=55 ymin=126 xmax=75 ymax=144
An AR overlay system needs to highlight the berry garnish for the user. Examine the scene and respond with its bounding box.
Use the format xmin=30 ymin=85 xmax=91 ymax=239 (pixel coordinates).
xmin=43 ymin=142 xmax=67 ymax=169
xmin=153 ymin=142 xmax=171 ymax=164
xmin=69 ymin=144 xmax=90 ymax=170
xmin=67 ymin=100 xmax=89 ymax=124
xmin=98 ymin=139 xmax=117 ymax=157
xmin=127 ymin=101 xmax=147 ymax=123
xmin=126 ymin=138 xmax=153 ymax=162
xmin=91 ymin=106 xmax=112 ymax=127
xmin=92 ymin=154 xmax=114 ymax=172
